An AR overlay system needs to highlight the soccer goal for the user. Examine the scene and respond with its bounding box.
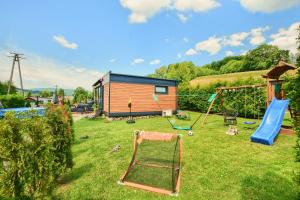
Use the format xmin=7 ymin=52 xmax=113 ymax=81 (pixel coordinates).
xmin=119 ymin=131 xmax=182 ymax=196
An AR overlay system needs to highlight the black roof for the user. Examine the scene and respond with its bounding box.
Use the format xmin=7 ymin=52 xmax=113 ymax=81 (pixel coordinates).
xmin=92 ymin=71 xmax=179 ymax=87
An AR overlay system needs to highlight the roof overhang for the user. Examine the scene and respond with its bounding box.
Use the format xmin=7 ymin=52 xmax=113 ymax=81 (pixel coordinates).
xmin=262 ymin=61 xmax=298 ymax=79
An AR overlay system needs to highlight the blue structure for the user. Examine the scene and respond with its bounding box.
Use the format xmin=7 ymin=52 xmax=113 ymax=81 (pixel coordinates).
xmin=250 ymin=98 xmax=289 ymax=145
xmin=0 ymin=107 xmax=45 ymax=118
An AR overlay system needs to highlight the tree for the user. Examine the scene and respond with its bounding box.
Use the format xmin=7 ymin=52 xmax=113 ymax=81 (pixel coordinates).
xmin=296 ymin=25 xmax=300 ymax=67
xmin=39 ymin=90 xmax=51 ymax=98
xmin=73 ymin=87 xmax=89 ymax=103
xmin=220 ymin=60 xmax=244 ymax=74
xmin=150 ymin=66 xmax=168 ymax=78
xmin=165 ymin=61 xmax=198 ymax=82
xmin=58 ymin=88 xmax=65 ymax=103
xmin=196 ymin=65 xmax=218 ymax=77
xmin=0 ymin=81 xmax=17 ymax=95
xmin=209 ymin=56 xmax=244 ymax=71
xmin=243 ymin=44 xmax=290 ymax=71
xmin=26 ymin=90 xmax=32 ymax=98
xmin=58 ymin=88 xmax=65 ymax=98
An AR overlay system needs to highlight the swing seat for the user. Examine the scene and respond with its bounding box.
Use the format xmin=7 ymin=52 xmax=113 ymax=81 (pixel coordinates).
xmin=172 ymin=125 xmax=192 ymax=131
xmin=243 ymin=121 xmax=256 ymax=125
xmin=223 ymin=108 xmax=238 ymax=126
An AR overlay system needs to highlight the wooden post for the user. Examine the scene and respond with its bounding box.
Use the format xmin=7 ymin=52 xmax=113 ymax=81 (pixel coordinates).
xmin=201 ymin=89 xmax=221 ymax=125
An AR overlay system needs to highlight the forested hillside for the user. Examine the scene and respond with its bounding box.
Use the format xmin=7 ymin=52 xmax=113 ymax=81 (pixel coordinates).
xmin=148 ymin=44 xmax=291 ymax=83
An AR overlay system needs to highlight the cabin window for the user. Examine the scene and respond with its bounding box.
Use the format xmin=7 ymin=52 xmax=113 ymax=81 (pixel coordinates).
xmin=155 ymin=86 xmax=168 ymax=94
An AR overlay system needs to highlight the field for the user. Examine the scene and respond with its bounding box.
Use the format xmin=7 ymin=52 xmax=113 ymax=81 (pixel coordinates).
xmin=55 ymin=112 xmax=297 ymax=200
xmin=190 ymin=70 xmax=268 ymax=87
xmin=190 ymin=69 xmax=298 ymax=88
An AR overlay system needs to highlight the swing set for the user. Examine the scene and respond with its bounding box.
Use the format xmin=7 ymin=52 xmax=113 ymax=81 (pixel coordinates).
xmin=202 ymin=84 xmax=266 ymax=126
xmin=153 ymin=93 xmax=218 ymax=132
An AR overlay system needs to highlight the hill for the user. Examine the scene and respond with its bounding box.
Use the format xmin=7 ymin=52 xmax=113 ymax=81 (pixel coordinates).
xmin=29 ymin=88 xmax=74 ymax=96
xmin=190 ymin=70 xmax=267 ymax=87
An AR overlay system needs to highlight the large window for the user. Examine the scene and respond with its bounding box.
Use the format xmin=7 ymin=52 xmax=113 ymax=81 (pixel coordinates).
xmin=155 ymin=86 xmax=168 ymax=94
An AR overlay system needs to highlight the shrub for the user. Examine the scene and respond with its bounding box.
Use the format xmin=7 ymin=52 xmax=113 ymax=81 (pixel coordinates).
xmin=283 ymin=72 xmax=300 ymax=193
xmin=0 ymin=81 xmax=17 ymax=95
xmin=0 ymin=105 xmax=74 ymax=199
xmin=178 ymin=78 xmax=266 ymax=118
xmin=0 ymin=94 xmax=25 ymax=108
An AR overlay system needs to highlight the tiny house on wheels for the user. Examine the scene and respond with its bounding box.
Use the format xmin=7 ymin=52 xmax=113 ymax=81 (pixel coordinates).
xmin=92 ymin=72 xmax=178 ymax=117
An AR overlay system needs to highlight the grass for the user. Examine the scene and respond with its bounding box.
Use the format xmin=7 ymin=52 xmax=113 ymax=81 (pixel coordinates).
xmin=190 ymin=70 xmax=268 ymax=87
xmin=190 ymin=70 xmax=297 ymax=88
xmin=55 ymin=112 xmax=298 ymax=200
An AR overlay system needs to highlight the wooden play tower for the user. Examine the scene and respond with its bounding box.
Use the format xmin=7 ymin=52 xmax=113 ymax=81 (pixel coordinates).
xmin=262 ymin=61 xmax=298 ymax=119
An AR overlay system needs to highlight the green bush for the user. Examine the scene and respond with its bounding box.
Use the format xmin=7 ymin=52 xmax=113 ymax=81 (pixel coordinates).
xmin=0 ymin=105 xmax=74 ymax=199
xmin=0 ymin=94 xmax=25 ymax=108
xmin=283 ymin=72 xmax=300 ymax=191
xmin=220 ymin=60 xmax=244 ymax=74
xmin=0 ymin=81 xmax=17 ymax=95
xmin=178 ymin=78 xmax=266 ymax=119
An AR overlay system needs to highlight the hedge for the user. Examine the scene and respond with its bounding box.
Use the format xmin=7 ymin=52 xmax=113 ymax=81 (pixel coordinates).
xmin=178 ymin=77 xmax=266 ymax=119
xmin=0 ymin=94 xmax=25 ymax=108
xmin=283 ymin=71 xmax=300 ymax=195
xmin=0 ymin=105 xmax=74 ymax=199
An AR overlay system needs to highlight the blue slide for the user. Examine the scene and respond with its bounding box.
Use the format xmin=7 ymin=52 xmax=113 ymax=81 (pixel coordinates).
xmin=250 ymin=98 xmax=289 ymax=145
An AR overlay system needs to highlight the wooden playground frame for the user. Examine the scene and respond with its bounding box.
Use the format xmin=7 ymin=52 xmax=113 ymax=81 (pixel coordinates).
xmin=202 ymin=61 xmax=298 ymax=130
xmin=202 ymin=84 xmax=265 ymax=125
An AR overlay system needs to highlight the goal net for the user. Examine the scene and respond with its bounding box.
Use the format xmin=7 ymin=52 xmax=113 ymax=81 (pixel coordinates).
xmin=119 ymin=131 xmax=182 ymax=195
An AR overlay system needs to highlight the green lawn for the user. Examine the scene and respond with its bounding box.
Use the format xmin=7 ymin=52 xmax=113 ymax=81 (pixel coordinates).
xmin=55 ymin=112 xmax=298 ymax=200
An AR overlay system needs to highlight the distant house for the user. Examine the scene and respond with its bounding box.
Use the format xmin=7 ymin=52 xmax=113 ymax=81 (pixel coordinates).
xmin=25 ymin=96 xmax=52 ymax=106
xmin=92 ymin=71 xmax=178 ymax=117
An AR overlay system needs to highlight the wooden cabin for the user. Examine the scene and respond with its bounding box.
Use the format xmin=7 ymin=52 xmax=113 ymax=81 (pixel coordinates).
xmin=92 ymin=72 xmax=178 ymax=117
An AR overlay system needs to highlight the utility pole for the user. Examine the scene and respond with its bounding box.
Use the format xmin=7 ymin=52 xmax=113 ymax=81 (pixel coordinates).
xmin=7 ymin=52 xmax=25 ymax=96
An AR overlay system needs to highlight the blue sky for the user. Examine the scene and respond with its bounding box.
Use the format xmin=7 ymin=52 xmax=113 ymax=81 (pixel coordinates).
xmin=0 ymin=0 xmax=300 ymax=89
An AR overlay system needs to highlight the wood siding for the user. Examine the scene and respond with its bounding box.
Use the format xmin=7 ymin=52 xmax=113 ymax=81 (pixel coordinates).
xmin=103 ymin=84 xmax=109 ymax=113
xmin=109 ymin=82 xmax=176 ymax=114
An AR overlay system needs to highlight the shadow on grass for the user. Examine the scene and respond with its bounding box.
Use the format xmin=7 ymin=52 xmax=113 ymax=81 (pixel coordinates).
xmin=240 ymin=171 xmax=297 ymax=200
xmin=58 ymin=163 xmax=93 ymax=185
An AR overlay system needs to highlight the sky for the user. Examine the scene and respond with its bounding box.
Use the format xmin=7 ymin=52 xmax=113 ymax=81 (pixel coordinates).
xmin=0 ymin=0 xmax=300 ymax=90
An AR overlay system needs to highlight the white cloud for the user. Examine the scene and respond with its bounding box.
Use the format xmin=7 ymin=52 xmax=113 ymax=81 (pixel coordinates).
xmin=120 ymin=0 xmax=220 ymax=23
xmin=53 ymin=35 xmax=78 ymax=49
xmin=239 ymin=0 xmax=300 ymax=13
xmin=0 ymin=50 xmax=102 ymax=90
xmin=174 ymin=0 xmax=221 ymax=12
xmin=185 ymin=48 xmax=197 ymax=56
xmin=120 ymin=0 xmax=172 ymax=23
xmin=183 ymin=37 xmax=189 ymax=43
xmin=177 ymin=13 xmax=189 ymax=23
xmin=225 ymin=51 xmax=234 ymax=56
xmin=186 ymin=24 xmax=274 ymax=56
xmin=224 ymin=32 xmax=249 ymax=46
xmin=177 ymin=53 xmax=182 ymax=59
xmin=269 ymin=22 xmax=300 ymax=54
xmin=150 ymin=59 xmax=161 ymax=65
xmin=250 ymin=26 xmax=270 ymax=45
xmin=109 ymin=59 xmax=116 ymax=63
xmin=131 ymin=58 xmax=145 ymax=65
xmin=195 ymin=36 xmax=222 ymax=55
